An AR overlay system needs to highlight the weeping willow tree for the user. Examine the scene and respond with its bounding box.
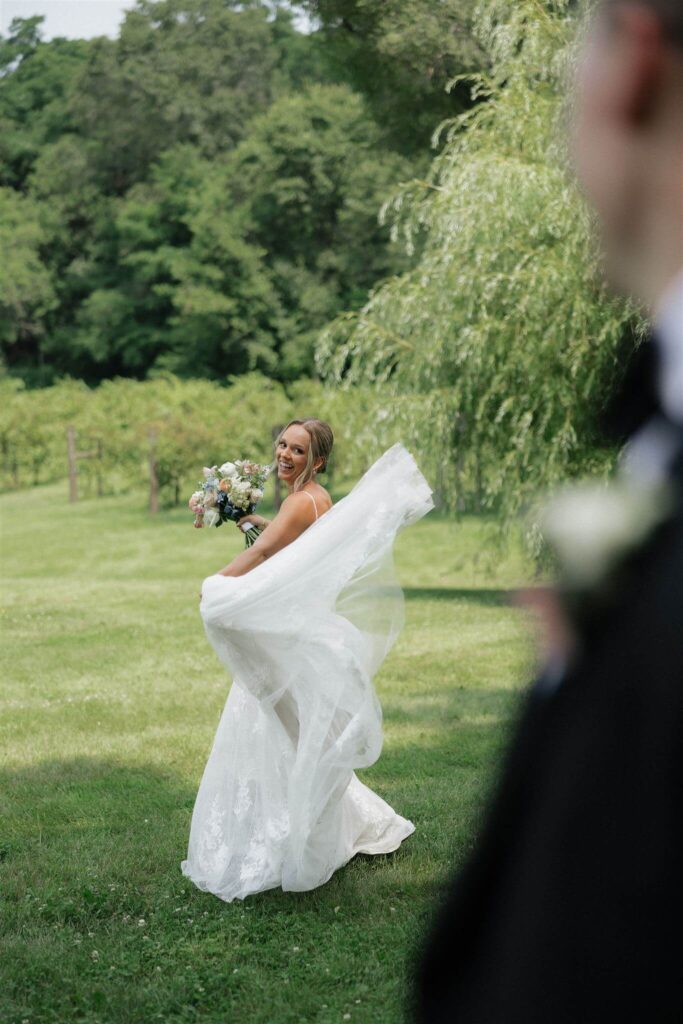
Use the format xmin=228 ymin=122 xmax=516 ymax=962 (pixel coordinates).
xmin=315 ymin=0 xmax=644 ymax=536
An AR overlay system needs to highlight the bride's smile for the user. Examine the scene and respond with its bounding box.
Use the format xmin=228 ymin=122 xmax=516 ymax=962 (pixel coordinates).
xmin=276 ymin=429 xmax=312 ymax=484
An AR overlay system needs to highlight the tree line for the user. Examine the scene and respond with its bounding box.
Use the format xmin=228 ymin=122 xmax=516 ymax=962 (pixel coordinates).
xmin=0 ymin=0 xmax=481 ymax=387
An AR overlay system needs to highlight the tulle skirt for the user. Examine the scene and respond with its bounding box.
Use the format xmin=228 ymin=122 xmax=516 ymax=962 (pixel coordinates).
xmin=181 ymin=443 xmax=434 ymax=901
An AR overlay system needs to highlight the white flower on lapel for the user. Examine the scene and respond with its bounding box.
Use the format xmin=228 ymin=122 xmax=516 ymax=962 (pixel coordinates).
xmin=539 ymin=475 xmax=675 ymax=590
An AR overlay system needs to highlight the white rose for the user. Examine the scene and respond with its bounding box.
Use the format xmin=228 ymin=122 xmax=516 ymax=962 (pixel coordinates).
xmin=203 ymin=507 xmax=220 ymax=528
xmin=219 ymin=461 xmax=238 ymax=477
xmin=250 ymin=487 xmax=263 ymax=502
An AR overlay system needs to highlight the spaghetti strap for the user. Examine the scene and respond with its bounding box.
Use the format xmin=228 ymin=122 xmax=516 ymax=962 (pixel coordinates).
xmin=303 ymin=490 xmax=318 ymax=520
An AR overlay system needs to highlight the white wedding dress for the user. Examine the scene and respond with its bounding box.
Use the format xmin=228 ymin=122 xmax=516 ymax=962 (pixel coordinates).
xmin=181 ymin=442 xmax=434 ymax=901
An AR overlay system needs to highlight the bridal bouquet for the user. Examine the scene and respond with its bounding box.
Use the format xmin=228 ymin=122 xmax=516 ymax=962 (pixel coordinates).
xmin=189 ymin=458 xmax=271 ymax=547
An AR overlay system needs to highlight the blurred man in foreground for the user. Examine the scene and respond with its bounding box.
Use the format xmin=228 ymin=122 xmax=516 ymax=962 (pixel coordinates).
xmin=413 ymin=1 xmax=683 ymax=1020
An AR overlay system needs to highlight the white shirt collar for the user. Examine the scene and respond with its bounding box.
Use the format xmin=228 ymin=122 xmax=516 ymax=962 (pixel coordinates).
xmin=618 ymin=266 xmax=683 ymax=484
xmin=654 ymin=265 xmax=683 ymax=424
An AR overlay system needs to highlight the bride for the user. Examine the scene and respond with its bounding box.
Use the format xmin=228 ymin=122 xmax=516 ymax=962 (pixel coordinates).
xmin=181 ymin=418 xmax=434 ymax=901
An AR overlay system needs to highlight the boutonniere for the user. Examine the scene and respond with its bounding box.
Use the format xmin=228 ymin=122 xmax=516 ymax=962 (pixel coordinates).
xmin=538 ymin=473 xmax=677 ymax=638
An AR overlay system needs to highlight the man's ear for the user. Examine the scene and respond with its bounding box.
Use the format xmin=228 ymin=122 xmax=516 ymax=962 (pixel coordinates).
xmin=609 ymin=3 xmax=666 ymax=125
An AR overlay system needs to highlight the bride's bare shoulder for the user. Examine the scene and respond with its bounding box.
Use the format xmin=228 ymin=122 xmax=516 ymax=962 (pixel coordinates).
xmin=312 ymin=482 xmax=333 ymax=511
xmin=280 ymin=483 xmax=332 ymax=515
xmin=280 ymin=490 xmax=313 ymax=512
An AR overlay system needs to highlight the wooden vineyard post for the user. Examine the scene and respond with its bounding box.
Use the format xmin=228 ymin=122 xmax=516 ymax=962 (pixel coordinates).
xmin=271 ymin=424 xmax=283 ymax=512
xmin=67 ymin=426 xmax=78 ymax=502
xmin=96 ymin=439 xmax=104 ymax=498
xmin=1 ymin=437 xmax=19 ymax=489
xmin=148 ymin=429 xmax=159 ymax=514
xmin=66 ymin=427 xmax=102 ymax=502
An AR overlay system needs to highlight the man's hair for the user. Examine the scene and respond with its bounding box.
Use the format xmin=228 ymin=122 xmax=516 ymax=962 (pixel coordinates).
xmin=602 ymin=0 xmax=683 ymax=45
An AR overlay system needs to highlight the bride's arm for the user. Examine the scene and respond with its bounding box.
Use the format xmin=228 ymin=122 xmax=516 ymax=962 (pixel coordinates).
xmin=216 ymin=493 xmax=315 ymax=578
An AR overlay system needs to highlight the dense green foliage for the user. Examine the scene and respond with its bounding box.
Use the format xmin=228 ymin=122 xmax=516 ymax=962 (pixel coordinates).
xmin=316 ymin=0 xmax=643 ymax=528
xmin=301 ymin=0 xmax=485 ymax=153
xmin=0 ymin=0 xmax=472 ymax=386
xmin=1 ymin=482 xmax=534 ymax=1023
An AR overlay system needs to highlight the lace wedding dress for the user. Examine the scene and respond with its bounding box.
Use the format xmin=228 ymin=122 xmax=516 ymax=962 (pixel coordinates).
xmin=181 ymin=442 xmax=434 ymax=901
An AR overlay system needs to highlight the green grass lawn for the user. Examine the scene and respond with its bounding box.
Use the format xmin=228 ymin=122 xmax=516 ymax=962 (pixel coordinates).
xmin=1 ymin=482 xmax=538 ymax=1024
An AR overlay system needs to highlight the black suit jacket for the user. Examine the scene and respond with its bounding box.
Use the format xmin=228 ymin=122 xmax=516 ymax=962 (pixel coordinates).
xmin=412 ymin=352 xmax=683 ymax=1023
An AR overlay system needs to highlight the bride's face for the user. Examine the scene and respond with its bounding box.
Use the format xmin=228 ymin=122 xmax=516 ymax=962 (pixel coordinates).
xmin=276 ymin=425 xmax=313 ymax=484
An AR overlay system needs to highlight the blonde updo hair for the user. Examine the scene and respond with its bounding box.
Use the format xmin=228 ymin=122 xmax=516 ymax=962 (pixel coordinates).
xmin=274 ymin=418 xmax=334 ymax=492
